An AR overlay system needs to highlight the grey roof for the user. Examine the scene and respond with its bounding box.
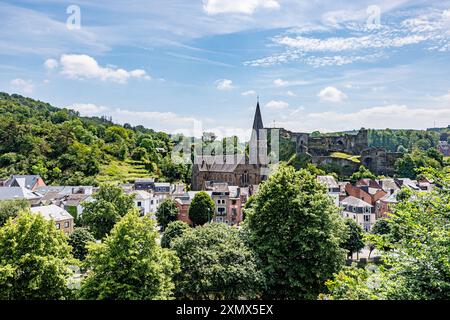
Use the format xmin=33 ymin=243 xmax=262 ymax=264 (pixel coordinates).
xmin=5 ymin=175 xmax=42 ymax=189
xmin=154 ymin=182 xmax=171 ymax=188
xmin=64 ymin=194 xmax=91 ymax=206
xmin=194 ymin=155 xmax=245 ymax=173
xmin=34 ymin=186 xmax=93 ymax=196
xmin=341 ymin=196 xmax=373 ymax=208
xmin=0 ymin=187 xmax=42 ymax=200
xmin=129 ymin=190 xmax=151 ymax=200
xmin=135 ymin=178 xmax=155 ymax=183
xmin=31 ymin=205 xmax=73 ymax=221
xmin=317 ymin=175 xmax=339 ymax=189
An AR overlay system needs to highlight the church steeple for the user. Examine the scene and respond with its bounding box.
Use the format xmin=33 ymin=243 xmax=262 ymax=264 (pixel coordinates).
xmin=252 ymin=97 xmax=264 ymax=133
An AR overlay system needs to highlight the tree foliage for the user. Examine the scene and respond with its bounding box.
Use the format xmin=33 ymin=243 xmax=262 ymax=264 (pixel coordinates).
xmin=0 ymin=199 xmax=29 ymax=227
xmin=341 ymin=219 xmax=365 ymax=258
xmin=0 ymin=211 xmax=74 ymax=299
xmin=245 ymin=164 xmax=346 ymax=299
xmin=68 ymin=227 xmax=96 ymax=261
xmin=171 ymin=223 xmax=265 ymax=299
xmin=81 ymin=184 xmax=135 ymax=239
xmin=80 ymin=211 xmax=179 ymax=300
xmin=155 ymin=199 xmax=180 ymax=231
xmin=188 ymin=191 xmax=215 ymax=226
xmin=160 ymin=220 xmax=190 ymax=249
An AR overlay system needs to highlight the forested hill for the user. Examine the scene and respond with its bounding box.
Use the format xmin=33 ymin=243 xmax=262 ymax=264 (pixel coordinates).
xmin=0 ymin=92 xmax=190 ymax=185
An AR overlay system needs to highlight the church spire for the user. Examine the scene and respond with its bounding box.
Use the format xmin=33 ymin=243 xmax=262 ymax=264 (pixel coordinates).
xmin=252 ymin=97 xmax=264 ymax=132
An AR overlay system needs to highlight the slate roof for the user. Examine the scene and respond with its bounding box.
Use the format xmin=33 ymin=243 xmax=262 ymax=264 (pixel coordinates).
xmin=317 ymin=175 xmax=339 ymax=189
xmin=0 ymin=187 xmax=42 ymax=200
xmin=30 ymin=205 xmax=73 ymax=221
xmin=5 ymin=175 xmax=42 ymax=189
xmin=341 ymin=196 xmax=373 ymax=208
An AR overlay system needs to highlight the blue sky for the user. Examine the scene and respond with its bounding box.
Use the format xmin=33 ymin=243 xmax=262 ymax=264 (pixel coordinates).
xmin=1 ymin=0 xmax=450 ymax=140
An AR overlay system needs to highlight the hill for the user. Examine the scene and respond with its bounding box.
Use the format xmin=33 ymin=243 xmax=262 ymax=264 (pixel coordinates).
xmin=0 ymin=92 xmax=191 ymax=185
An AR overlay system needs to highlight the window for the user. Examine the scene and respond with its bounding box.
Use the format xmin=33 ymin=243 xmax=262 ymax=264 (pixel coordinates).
xmin=64 ymin=221 xmax=70 ymax=228
xmin=231 ymin=200 xmax=236 ymax=205
xmin=150 ymin=200 xmax=154 ymax=205
xmin=56 ymin=223 xmax=60 ymax=229
xmin=364 ymin=215 xmax=371 ymax=222
xmin=137 ymin=201 xmax=142 ymax=207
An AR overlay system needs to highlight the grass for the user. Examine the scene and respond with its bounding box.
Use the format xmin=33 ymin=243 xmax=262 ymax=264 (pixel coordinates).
xmin=330 ymin=152 xmax=361 ymax=163
xmin=97 ymin=158 xmax=153 ymax=184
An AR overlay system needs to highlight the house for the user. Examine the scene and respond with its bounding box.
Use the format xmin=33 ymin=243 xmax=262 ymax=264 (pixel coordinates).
xmin=154 ymin=182 xmax=171 ymax=197
xmin=376 ymin=191 xmax=398 ymax=218
xmin=345 ymin=180 xmax=387 ymax=206
xmin=210 ymin=183 xmax=229 ymax=224
xmin=134 ymin=178 xmax=155 ymax=191
xmin=30 ymin=205 xmax=74 ymax=235
xmin=317 ymin=175 xmax=340 ymax=206
xmin=0 ymin=187 xmax=42 ymax=202
xmin=128 ymin=190 xmax=159 ymax=217
xmin=340 ymin=196 xmax=376 ymax=232
xmin=4 ymin=175 xmax=46 ymax=191
xmin=62 ymin=194 xmax=94 ymax=220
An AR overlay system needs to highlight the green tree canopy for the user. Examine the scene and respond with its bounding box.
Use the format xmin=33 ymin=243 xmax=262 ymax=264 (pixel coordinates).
xmin=349 ymin=166 xmax=376 ymax=183
xmin=80 ymin=211 xmax=179 ymax=300
xmin=171 ymin=223 xmax=265 ymax=299
xmin=188 ymin=191 xmax=215 ymax=226
xmin=160 ymin=220 xmax=190 ymax=248
xmin=155 ymin=198 xmax=180 ymax=231
xmin=245 ymin=164 xmax=346 ymax=299
xmin=81 ymin=184 xmax=135 ymax=239
xmin=0 ymin=199 xmax=29 ymax=227
xmin=341 ymin=219 xmax=365 ymax=259
xmin=0 ymin=211 xmax=74 ymax=299
xmin=68 ymin=227 xmax=96 ymax=261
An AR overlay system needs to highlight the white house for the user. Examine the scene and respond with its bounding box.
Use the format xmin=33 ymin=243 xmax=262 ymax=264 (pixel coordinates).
xmin=340 ymin=196 xmax=376 ymax=232
xmin=317 ymin=175 xmax=340 ymax=206
xmin=130 ymin=190 xmax=160 ymax=218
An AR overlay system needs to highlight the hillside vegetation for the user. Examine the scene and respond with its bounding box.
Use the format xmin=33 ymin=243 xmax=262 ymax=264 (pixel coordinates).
xmin=0 ymin=92 xmax=190 ymax=185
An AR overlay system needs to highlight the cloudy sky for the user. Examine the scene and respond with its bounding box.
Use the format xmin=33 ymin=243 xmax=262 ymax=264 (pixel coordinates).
xmin=1 ymin=0 xmax=450 ymax=140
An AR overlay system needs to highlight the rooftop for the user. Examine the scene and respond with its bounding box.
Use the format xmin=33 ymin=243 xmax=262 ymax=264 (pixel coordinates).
xmin=30 ymin=205 xmax=73 ymax=221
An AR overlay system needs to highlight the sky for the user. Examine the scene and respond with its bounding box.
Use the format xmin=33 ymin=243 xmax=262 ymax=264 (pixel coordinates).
xmin=1 ymin=0 xmax=450 ymax=140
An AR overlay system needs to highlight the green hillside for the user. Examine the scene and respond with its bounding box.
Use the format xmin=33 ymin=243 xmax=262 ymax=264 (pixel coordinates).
xmin=0 ymin=92 xmax=190 ymax=185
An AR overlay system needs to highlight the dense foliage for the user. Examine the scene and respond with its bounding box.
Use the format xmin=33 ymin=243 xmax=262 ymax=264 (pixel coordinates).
xmin=171 ymin=223 xmax=265 ymax=299
xmin=323 ymin=168 xmax=450 ymax=300
xmin=0 ymin=92 xmax=189 ymax=185
xmin=341 ymin=219 xmax=365 ymax=259
xmin=0 ymin=199 xmax=29 ymax=227
xmin=155 ymin=199 xmax=180 ymax=231
xmin=80 ymin=211 xmax=179 ymax=300
xmin=0 ymin=212 xmax=74 ymax=299
xmin=68 ymin=227 xmax=96 ymax=261
xmin=188 ymin=191 xmax=215 ymax=226
xmin=245 ymin=164 xmax=346 ymax=299
xmin=160 ymin=220 xmax=190 ymax=249
xmin=81 ymin=184 xmax=135 ymax=239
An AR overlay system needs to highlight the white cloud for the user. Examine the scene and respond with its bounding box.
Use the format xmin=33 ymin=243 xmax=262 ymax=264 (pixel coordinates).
xmin=318 ymin=86 xmax=347 ymax=103
xmin=215 ymin=79 xmax=234 ymax=90
xmin=10 ymin=78 xmax=34 ymax=94
xmin=274 ymin=78 xmax=288 ymax=87
xmin=241 ymin=90 xmax=257 ymax=96
xmin=66 ymin=103 xmax=109 ymax=116
xmin=275 ymin=34 xmax=427 ymax=52
xmin=278 ymin=105 xmax=450 ymax=133
xmin=203 ymin=0 xmax=280 ymax=15
xmin=265 ymin=100 xmax=289 ymax=110
xmin=57 ymin=54 xmax=150 ymax=83
xmin=44 ymin=58 xmax=58 ymax=70
xmin=286 ymin=90 xmax=297 ymax=97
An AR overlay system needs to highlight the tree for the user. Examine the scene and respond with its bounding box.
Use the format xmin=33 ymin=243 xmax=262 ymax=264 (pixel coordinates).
xmin=81 ymin=184 xmax=135 ymax=239
xmin=245 ymin=164 xmax=346 ymax=299
xmin=68 ymin=227 xmax=95 ymax=261
xmin=188 ymin=191 xmax=215 ymax=226
xmin=80 ymin=211 xmax=179 ymax=300
xmin=171 ymin=223 xmax=265 ymax=299
xmin=0 ymin=199 xmax=29 ymax=227
xmin=371 ymin=218 xmax=391 ymax=235
xmin=349 ymin=166 xmax=376 ymax=183
xmin=0 ymin=212 xmax=74 ymax=299
xmin=341 ymin=219 xmax=365 ymax=260
xmin=161 ymin=220 xmax=190 ymax=248
xmin=322 ymin=167 xmax=450 ymax=300
xmin=155 ymin=199 xmax=180 ymax=231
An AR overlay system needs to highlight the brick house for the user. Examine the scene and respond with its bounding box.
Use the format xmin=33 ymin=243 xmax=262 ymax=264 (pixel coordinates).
xmin=30 ymin=204 xmax=74 ymax=235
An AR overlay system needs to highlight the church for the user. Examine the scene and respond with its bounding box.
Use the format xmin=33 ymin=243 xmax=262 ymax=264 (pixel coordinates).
xmin=191 ymin=101 xmax=269 ymax=191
